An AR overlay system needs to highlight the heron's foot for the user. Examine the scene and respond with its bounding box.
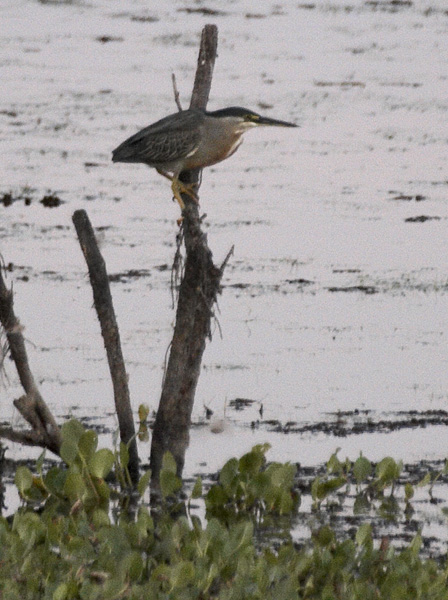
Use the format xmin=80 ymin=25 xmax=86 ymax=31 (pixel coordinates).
xmin=171 ymin=179 xmax=199 ymax=211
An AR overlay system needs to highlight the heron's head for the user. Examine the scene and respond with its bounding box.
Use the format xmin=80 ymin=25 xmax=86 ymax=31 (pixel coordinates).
xmin=206 ymin=107 xmax=298 ymax=134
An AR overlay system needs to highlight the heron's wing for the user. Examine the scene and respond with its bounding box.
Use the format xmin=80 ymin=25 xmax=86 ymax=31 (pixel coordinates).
xmin=112 ymin=110 xmax=203 ymax=165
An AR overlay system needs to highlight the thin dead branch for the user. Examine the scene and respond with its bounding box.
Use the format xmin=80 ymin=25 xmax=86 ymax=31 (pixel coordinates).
xmin=72 ymin=209 xmax=139 ymax=486
xmin=171 ymin=73 xmax=183 ymax=112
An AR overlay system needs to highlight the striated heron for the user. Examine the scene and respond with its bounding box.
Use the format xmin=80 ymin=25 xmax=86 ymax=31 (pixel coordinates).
xmin=112 ymin=106 xmax=297 ymax=209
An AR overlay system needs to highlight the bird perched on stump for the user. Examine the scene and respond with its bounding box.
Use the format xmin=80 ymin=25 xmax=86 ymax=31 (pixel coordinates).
xmin=112 ymin=106 xmax=297 ymax=210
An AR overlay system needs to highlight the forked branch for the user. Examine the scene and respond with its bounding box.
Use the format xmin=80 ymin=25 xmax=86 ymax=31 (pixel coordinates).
xmin=0 ymin=264 xmax=61 ymax=454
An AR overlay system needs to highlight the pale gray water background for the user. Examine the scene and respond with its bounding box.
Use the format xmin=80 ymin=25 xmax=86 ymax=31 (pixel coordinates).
xmin=1 ymin=0 xmax=448 ymax=517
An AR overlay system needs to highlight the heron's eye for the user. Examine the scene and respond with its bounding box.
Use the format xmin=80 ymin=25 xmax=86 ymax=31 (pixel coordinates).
xmin=245 ymin=114 xmax=259 ymax=122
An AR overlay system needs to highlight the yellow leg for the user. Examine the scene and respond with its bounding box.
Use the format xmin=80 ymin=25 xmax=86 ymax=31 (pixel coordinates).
xmin=156 ymin=169 xmax=198 ymax=210
xmin=171 ymin=179 xmax=186 ymax=211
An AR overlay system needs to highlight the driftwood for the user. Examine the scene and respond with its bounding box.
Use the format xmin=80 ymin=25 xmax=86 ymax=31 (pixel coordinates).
xmin=0 ymin=267 xmax=61 ymax=454
xmin=150 ymin=25 xmax=232 ymax=486
xmin=72 ymin=210 xmax=139 ymax=486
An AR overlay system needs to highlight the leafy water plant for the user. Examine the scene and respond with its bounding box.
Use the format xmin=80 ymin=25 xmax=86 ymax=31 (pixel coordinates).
xmin=309 ymin=448 xmax=409 ymax=521
xmin=205 ymin=443 xmax=299 ymax=522
xmin=2 ymin=422 xmax=448 ymax=599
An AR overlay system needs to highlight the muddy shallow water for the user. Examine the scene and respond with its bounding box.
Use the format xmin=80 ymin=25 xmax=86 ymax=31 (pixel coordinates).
xmin=1 ymin=0 xmax=448 ymax=548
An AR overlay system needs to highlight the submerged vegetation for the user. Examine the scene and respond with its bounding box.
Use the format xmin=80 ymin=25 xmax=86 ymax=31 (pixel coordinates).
xmin=1 ymin=420 xmax=448 ymax=599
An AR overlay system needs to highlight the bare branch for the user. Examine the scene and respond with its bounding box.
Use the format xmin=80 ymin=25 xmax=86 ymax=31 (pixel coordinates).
xmin=219 ymin=245 xmax=235 ymax=274
xmin=171 ymin=73 xmax=183 ymax=112
xmin=72 ymin=209 xmax=139 ymax=486
xmin=0 ymin=426 xmax=48 ymax=448
xmin=0 ymin=266 xmax=61 ymax=454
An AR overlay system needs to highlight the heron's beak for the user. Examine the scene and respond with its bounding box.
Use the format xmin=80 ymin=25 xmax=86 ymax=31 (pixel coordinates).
xmin=256 ymin=115 xmax=298 ymax=127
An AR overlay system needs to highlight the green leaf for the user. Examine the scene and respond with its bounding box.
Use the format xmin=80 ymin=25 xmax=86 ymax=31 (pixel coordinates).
xmin=36 ymin=449 xmax=46 ymax=474
xmin=44 ymin=466 xmax=67 ymax=496
xmin=405 ymin=482 xmax=414 ymax=501
xmin=190 ymin=514 xmax=202 ymax=532
xmin=409 ymin=532 xmax=422 ymax=557
xmin=417 ymin=472 xmax=431 ymax=487
xmin=239 ymin=446 xmax=267 ymax=475
xmin=278 ymin=489 xmax=294 ymax=514
xmin=353 ymin=494 xmax=371 ymax=515
xmin=219 ymin=457 xmax=239 ymax=491
xmin=138 ymin=404 xmax=149 ymax=421
xmin=326 ymin=448 xmax=342 ymax=474
xmin=355 ymin=523 xmax=372 ymax=547
xmin=59 ymin=440 xmax=79 ymax=467
xmin=353 ymin=455 xmax=372 ymax=483
xmin=312 ymin=476 xmax=346 ymax=501
xmin=126 ymin=550 xmax=144 ymax=581
xmin=78 ymin=430 xmax=98 ymax=462
xmin=90 ymin=478 xmax=111 ymax=510
xmin=191 ymin=476 xmax=202 ymax=499
xmin=53 ymin=582 xmax=68 ymax=600
xmin=376 ymin=457 xmax=401 ymax=485
xmin=206 ymin=518 xmax=225 ymax=541
xmin=60 ymin=419 xmax=86 ymax=466
xmin=268 ymin=462 xmax=296 ymax=489
xmin=315 ymin=526 xmax=334 ymax=547
xmin=137 ymin=507 xmax=154 ymax=534
xmin=13 ymin=512 xmax=44 ymax=543
xmin=137 ymin=470 xmax=151 ymax=497
xmin=89 ymin=448 xmax=115 ymax=479
xmin=160 ymin=470 xmax=182 ymax=499
xmin=92 ymin=508 xmax=111 ymax=528
xmin=138 ymin=426 xmax=149 ymax=443
xmin=159 ymin=456 xmax=182 ymax=500
xmin=205 ymin=484 xmax=227 ymax=508
xmin=171 ymin=560 xmax=195 ymax=587
xmin=311 ymin=476 xmax=322 ymax=502
xmin=119 ymin=442 xmax=129 ymax=469
xmin=63 ymin=471 xmax=86 ymax=503
xmin=162 ymin=451 xmax=177 ymax=474
xmin=61 ymin=419 xmax=85 ymax=444
xmin=15 ymin=466 xmax=33 ymax=496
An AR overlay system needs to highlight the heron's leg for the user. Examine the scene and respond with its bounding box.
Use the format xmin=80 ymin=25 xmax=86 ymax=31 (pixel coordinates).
xmin=156 ymin=169 xmax=175 ymax=183
xmin=171 ymin=179 xmax=186 ymax=211
xmin=173 ymin=178 xmax=201 ymax=210
xmin=156 ymin=169 xmax=198 ymax=209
